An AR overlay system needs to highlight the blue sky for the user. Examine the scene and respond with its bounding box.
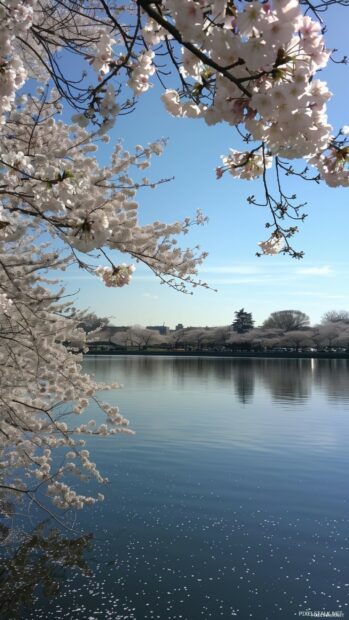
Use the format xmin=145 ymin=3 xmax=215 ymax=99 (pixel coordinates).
xmin=61 ymin=6 xmax=349 ymax=328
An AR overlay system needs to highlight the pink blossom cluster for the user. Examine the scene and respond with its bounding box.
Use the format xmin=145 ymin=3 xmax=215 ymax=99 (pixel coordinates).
xmin=0 ymin=292 xmax=12 ymax=312
xmin=0 ymin=235 xmax=135 ymax=509
xmin=0 ymin=7 xmax=210 ymax=510
xmin=159 ymin=0 xmax=334 ymax=168
xmin=221 ymin=149 xmax=273 ymax=180
xmin=1 ymin=89 xmax=206 ymax=282
xmin=96 ymin=264 xmax=136 ymax=288
xmin=88 ymin=31 xmax=116 ymax=76
xmin=0 ymin=0 xmax=36 ymax=122
xmin=258 ymin=234 xmax=285 ymax=255
xmin=309 ymin=146 xmax=349 ymax=187
xmin=128 ymin=51 xmax=156 ymax=96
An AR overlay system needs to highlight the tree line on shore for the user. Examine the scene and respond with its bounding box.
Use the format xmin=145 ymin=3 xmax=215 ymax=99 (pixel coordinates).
xmin=87 ymin=309 xmax=349 ymax=353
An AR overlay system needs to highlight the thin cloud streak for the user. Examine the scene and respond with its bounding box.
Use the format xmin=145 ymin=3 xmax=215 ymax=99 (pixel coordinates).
xmin=200 ymin=265 xmax=264 ymax=275
xmin=206 ymin=276 xmax=277 ymax=285
xmin=58 ymin=275 xmax=92 ymax=281
xmin=292 ymin=291 xmax=349 ymax=300
xmin=296 ymin=266 xmax=333 ymax=276
xmin=142 ymin=293 xmax=159 ymax=300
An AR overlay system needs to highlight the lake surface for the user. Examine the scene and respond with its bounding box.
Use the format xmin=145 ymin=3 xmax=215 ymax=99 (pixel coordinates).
xmin=2 ymin=356 xmax=349 ymax=619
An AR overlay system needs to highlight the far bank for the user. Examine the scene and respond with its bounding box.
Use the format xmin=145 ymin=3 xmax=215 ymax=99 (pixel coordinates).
xmin=84 ymin=349 xmax=349 ymax=360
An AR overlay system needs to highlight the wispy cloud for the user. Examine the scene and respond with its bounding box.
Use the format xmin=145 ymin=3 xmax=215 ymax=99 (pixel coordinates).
xmin=207 ymin=277 xmax=273 ymax=285
xmin=296 ymin=265 xmax=333 ymax=276
xmin=58 ymin=275 xmax=92 ymax=281
xmin=292 ymin=291 xmax=349 ymax=300
xmin=201 ymin=265 xmax=264 ymax=275
xmin=132 ymin=275 xmax=155 ymax=281
xmin=142 ymin=293 xmax=159 ymax=300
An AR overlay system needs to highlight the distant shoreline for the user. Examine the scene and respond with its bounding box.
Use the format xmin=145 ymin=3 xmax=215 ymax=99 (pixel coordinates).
xmin=84 ymin=350 xmax=349 ymax=360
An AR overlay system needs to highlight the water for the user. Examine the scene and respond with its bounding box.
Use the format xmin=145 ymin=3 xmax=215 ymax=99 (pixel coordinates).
xmin=2 ymin=356 xmax=349 ymax=619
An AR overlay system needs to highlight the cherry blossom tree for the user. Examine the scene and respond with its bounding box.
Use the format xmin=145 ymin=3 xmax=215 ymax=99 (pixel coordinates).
xmin=205 ymin=326 xmax=230 ymax=349
xmin=312 ymin=322 xmax=343 ymax=349
xmin=179 ymin=327 xmax=208 ymax=349
xmin=279 ymin=329 xmax=314 ymax=351
xmin=3 ymin=0 xmax=348 ymax=257
xmin=140 ymin=0 xmax=348 ymax=256
xmin=111 ymin=326 xmax=165 ymax=348
xmin=226 ymin=330 xmax=253 ymax=350
xmin=1 ymin=0 xmax=349 ymax=514
xmin=167 ymin=327 xmax=188 ymax=349
xmin=0 ymin=0 xmax=209 ymax=515
xmin=247 ymin=327 xmax=284 ymax=350
xmin=331 ymin=325 xmax=349 ymax=351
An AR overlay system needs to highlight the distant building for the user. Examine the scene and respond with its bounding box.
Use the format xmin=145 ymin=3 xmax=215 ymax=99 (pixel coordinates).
xmin=146 ymin=325 xmax=169 ymax=336
xmin=175 ymin=323 xmax=184 ymax=331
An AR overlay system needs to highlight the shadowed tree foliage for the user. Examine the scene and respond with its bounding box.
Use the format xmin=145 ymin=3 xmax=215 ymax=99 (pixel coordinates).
xmin=0 ymin=521 xmax=93 ymax=619
xmin=78 ymin=315 xmax=109 ymax=334
xmin=262 ymin=310 xmax=310 ymax=331
xmin=232 ymin=309 xmax=254 ymax=334
xmin=321 ymin=310 xmax=349 ymax=324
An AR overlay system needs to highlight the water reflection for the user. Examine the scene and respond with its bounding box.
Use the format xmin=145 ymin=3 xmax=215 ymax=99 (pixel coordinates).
xmin=313 ymin=358 xmax=349 ymax=402
xmin=231 ymin=360 xmax=255 ymax=404
xmin=257 ymin=358 xmax=313 ymax=402
xmin=86 ymin=355 xmax=349 ymax=404
xmin=0 ymin=522 xmax=92 ymax=619
xmin=3 ymin=356 xmax=349 ymax=619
